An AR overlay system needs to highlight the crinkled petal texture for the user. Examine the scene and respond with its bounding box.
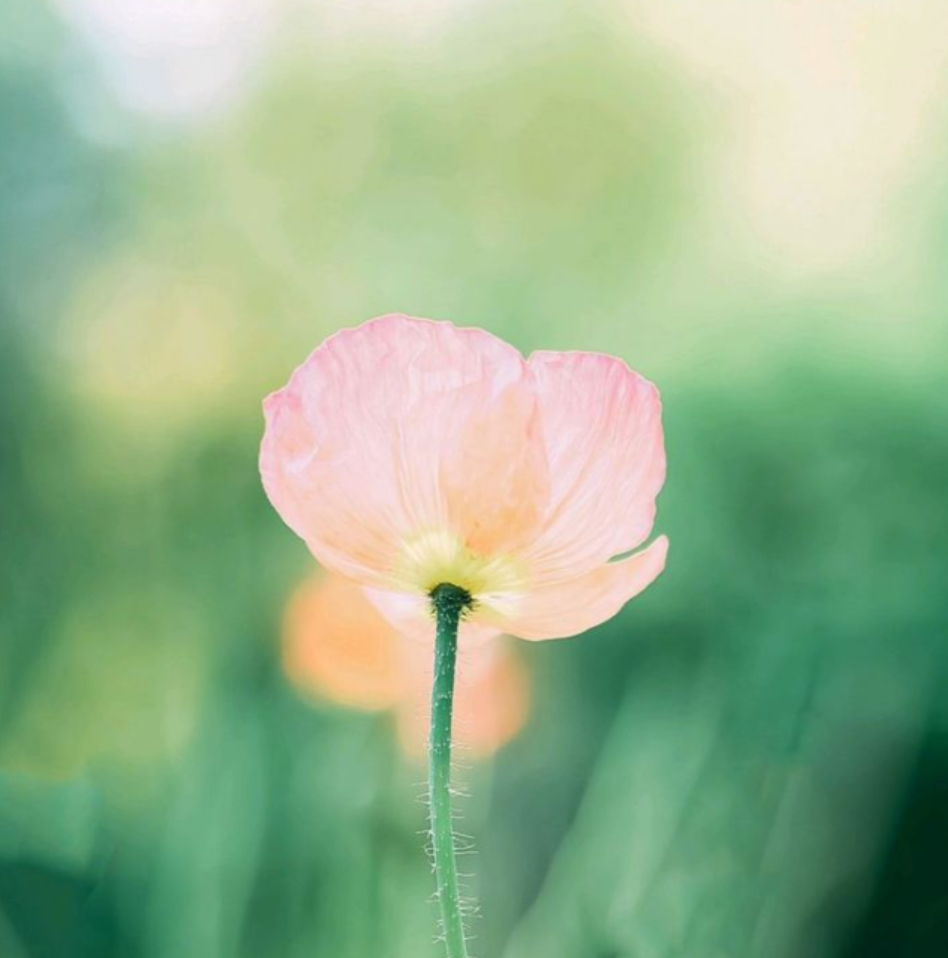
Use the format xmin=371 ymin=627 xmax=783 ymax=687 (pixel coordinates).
xmin=504 ymin=535 xmax=668 ymax=641
xmin=261 ymin=314 xmax=667 ymax=642
xmin=261 ymin=315 xmax=547 ymax=586
xmin=523 ymin=352 xmax=665 ymax=576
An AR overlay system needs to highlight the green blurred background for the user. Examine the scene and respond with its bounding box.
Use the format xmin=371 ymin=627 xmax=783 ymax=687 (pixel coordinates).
xmin=2 ymin=2 xmax=947 ymax=956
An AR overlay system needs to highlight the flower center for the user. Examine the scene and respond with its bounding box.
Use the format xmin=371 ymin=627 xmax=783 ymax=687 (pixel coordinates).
xmin=393 ymin=529 xmax=527 ymax=600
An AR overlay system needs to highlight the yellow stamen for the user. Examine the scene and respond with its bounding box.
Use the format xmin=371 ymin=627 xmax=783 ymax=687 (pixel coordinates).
xmin=393 ymin=529 xmax=527 ymax=600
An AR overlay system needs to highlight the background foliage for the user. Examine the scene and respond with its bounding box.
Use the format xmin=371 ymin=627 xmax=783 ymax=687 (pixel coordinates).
xmin=2 ymin=2 xmax=947 ymax=956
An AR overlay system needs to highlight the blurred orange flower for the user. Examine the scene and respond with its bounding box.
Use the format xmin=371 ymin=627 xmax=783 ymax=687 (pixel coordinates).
xmin=283 ymin=573 xmax=529 ymax=759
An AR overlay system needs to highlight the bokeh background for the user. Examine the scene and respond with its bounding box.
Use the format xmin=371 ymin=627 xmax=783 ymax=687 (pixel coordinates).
xmin=2 ymin=2 xmax=947 ymax=956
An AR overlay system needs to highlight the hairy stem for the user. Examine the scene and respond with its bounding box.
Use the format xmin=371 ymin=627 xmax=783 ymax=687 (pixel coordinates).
xmin=429 ymin=583 xmax=473 ymax=958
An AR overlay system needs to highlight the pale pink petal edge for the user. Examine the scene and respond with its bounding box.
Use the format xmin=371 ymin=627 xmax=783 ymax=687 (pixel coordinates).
xmin=507 ymin=535 xmax=669 ymax=641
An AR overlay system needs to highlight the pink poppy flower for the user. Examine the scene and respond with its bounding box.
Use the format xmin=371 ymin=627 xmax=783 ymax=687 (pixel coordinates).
xmin=261 ymin=314 xmax=667 ymax=644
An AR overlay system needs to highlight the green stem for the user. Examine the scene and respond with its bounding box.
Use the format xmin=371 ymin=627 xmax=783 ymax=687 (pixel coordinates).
xmin=429 ymin=583 xmax=473 ymax=958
